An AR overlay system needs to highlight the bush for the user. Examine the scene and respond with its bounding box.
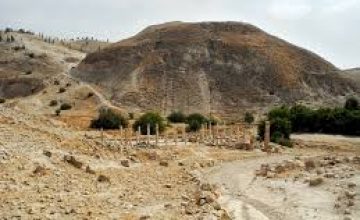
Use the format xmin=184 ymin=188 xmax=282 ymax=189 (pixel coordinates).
xmin=133 ymin=112 xmax=165 ymax=135
xmin=55 ymin=109 xmax=61 ymax=116
xmin=258 ymin=117 xmax=291 ymax=145
xmin=87 ymin=92 xmax=94 ymax=98
xmin=128 ymin=112 xmax=134 ymax=120
xmin=25 ymin=70 xmax=32 ymax=75
xmin=0 ymin=98 xmax=6 ymax=104
xmin=345 ymin=97 xmax=359 ymax=110
xmin=244 ymin=112 xmax=254 ymax=124
xmin=90 ymin=108 xmax=128 ymax=130
xmin=167 ymin=111 xmax=186 ymax=123
xmin=58 ymin=87 xmax=66 ymax=93
xmin=60 ymin=103 xmax=72 ymax=110
xmin=27 ymin=53 xmax=35 ymax=58
xmin=49 ymin=100 xmax=58 ymax=107
xmin=186 ymin=113 xmax=208 ymax=132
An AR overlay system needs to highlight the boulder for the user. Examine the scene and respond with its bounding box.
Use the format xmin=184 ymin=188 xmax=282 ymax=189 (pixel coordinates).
xmin=63 ymin=155 xmax=83 ymax=169
xmin=85 ymin=166 xmax=96 ymax=174
xmin=33 ymin=165 xmax=47 ymax=176
xmin=121 ymin=160 xmax=130 ymax=167
xmin=309 ymin=176 xmax=324 ymax=186
xmin=43 ymin=150 xmax=52 ymax=157
xmin=159 ymin=160 xmax=169 ymax=167
xmin=305 ymin=159 xmax=316 ymax=170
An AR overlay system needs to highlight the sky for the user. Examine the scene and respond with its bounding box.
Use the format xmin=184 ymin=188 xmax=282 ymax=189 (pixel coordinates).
xmin=0 ymin=0 xmax=359 ymax=69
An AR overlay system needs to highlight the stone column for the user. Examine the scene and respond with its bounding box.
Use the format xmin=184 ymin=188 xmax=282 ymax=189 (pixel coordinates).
xmin=164 ymin=130 xmax=168 ymax=146
xmin=119 ymin=126 xmax=123 ymax=146
xmin=182 ymin=126 xmax=187 ymax=146
xmin=155 ymin=124 xmax=159 ymax=147
xmin=147 ymin=124 xmax=150 ymax=147
xmin=264 ymin=121 xmax=271 ymax=152
xmin=200 ymin=124 xmax=204 ymax=143
xmin=174 ymin=130 xmax=178 ymax=146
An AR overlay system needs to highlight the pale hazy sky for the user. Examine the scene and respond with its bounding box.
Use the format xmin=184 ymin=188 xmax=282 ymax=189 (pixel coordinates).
xmin=1 ymin=0 xmax=359 ymax=69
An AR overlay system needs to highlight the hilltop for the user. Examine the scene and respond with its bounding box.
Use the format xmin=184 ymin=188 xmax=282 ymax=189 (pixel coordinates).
xmin=73 ymin=21 xmax=360 ymax=120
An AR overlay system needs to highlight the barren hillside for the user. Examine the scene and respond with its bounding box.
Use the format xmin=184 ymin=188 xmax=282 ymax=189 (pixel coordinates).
xmin=73 ymin=21 xmax=360 ymax=120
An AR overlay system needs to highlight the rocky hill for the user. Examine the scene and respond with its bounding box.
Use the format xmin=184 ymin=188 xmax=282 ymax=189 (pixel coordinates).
xmin=72 ymin=22 xmax=358 ymax=119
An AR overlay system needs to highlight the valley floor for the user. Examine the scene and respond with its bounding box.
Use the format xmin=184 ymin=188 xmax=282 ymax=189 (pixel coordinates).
xmin=0 ymin=104 xmax=359 ymax=219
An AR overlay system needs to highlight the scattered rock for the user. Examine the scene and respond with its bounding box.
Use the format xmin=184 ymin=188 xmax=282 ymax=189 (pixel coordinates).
xmin=64 ymin=155 xmax=83 ymax=169
xmin=97 ymin=174 xmax=110 ymax=183
xmin=32 ymin=165 xmax=47 ymax=176
xmin=121 ymin=159 xmax=130 ymax=167
xmin=305 ymin=159 xmax=316 ymax=170
xmin=164 ymin=184 xmax=172 ymax=188
xmin=200 ymin=183 xmax=213 ymax=191
xmin=147 ymin=152 xmax=159 ymax=160
xmin=345 ymin=190 xmax=356 ymax=199
xmin=185 ymin=204 xmax=198 ymax=215
xmin=43 ymin=150 xmax=52 ymax=157
xmin=309 ymin=176 xmax=324 ymax=186
xmin=212 ymin=201 xmax=221 ymax=210
xmin=139 ymin=215 xmax=151 ymax=220
xmin=159 ymin=160 xmax=169 ymax=167
xmin=347 ymin=182 xmax=356 ymax=188
xmin=85 ymin=166 xmax=96 ymax=174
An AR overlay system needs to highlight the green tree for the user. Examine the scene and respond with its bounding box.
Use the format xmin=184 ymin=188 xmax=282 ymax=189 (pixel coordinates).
xmin=186 ymin=113 xmax=208 ymax=132
xmin=167 ymin=111 xmax=186 ymax=123
xmin=91 ymin=108 xmax=128 ymax=130
xmin=133 ymin=112 xmax=165 ymax=135
xmin=345 ymin=97 xmax=359 ymax=110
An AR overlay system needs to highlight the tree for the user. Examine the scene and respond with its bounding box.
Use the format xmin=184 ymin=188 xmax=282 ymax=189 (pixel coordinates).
xmin=90 ymin=108 xmax=128 ymax=130
xmin=244 ymin=112 xmax=254 ymax=124
xmin=167 ymin=111 xmax=186 ymax=123
xmin=186 ymin=113 xmax=208 ymax=132
xmin=345 ymin=97 xmax=359 ymax=110
xmin=10 ymin=35 xmax=15 ymax=42
xmin=133 ymin=112 xmax=165 ymax=135
xmin=0 ymin=35 xmax=2 ymax=42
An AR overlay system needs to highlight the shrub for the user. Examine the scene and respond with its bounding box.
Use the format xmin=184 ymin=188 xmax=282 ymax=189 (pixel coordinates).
xmin=186 ymin=113 xmax=208 ymax=132
xmin=258 ymin=118 xmax=291 ymax=143
xmin=49 ymin=100 xmax=58 ymax=107
xmin=53 ymin=80 xmax=60 ymax=85
xmin=133 ymin=112 xmax=165 ymax=135
xmin=0 ymin=98 xmax=6 ymax=104
xmin=55 ymin=109 xmax=61 ymax=116
xmin=58 ymin=87 xmax=66 ymax=93
xmin=345 ymin=97 xmax=359 ymax=110
xmin=60 ymin=103 xmax=72 ymax=110
xmin=25 ymin=70 xmax=32 ymax=75
xmin=27 ymin=53 xmax=35 ymax=58
xmin=244 ymin=112 xmax=254 ymax=124
xmin=167 ymin=111 xmax=186 ymax=123
xmin=87 ymin=92 xmax=94 ymax=98
xmin=90 ymin=108 xmax=128 ymax=130
xmin=128 ymin=112 xmax=134 ymax=120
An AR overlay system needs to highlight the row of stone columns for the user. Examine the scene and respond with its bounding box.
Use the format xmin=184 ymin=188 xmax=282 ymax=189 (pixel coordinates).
xmin=98 ymin=121 xmax=270 ymax=149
